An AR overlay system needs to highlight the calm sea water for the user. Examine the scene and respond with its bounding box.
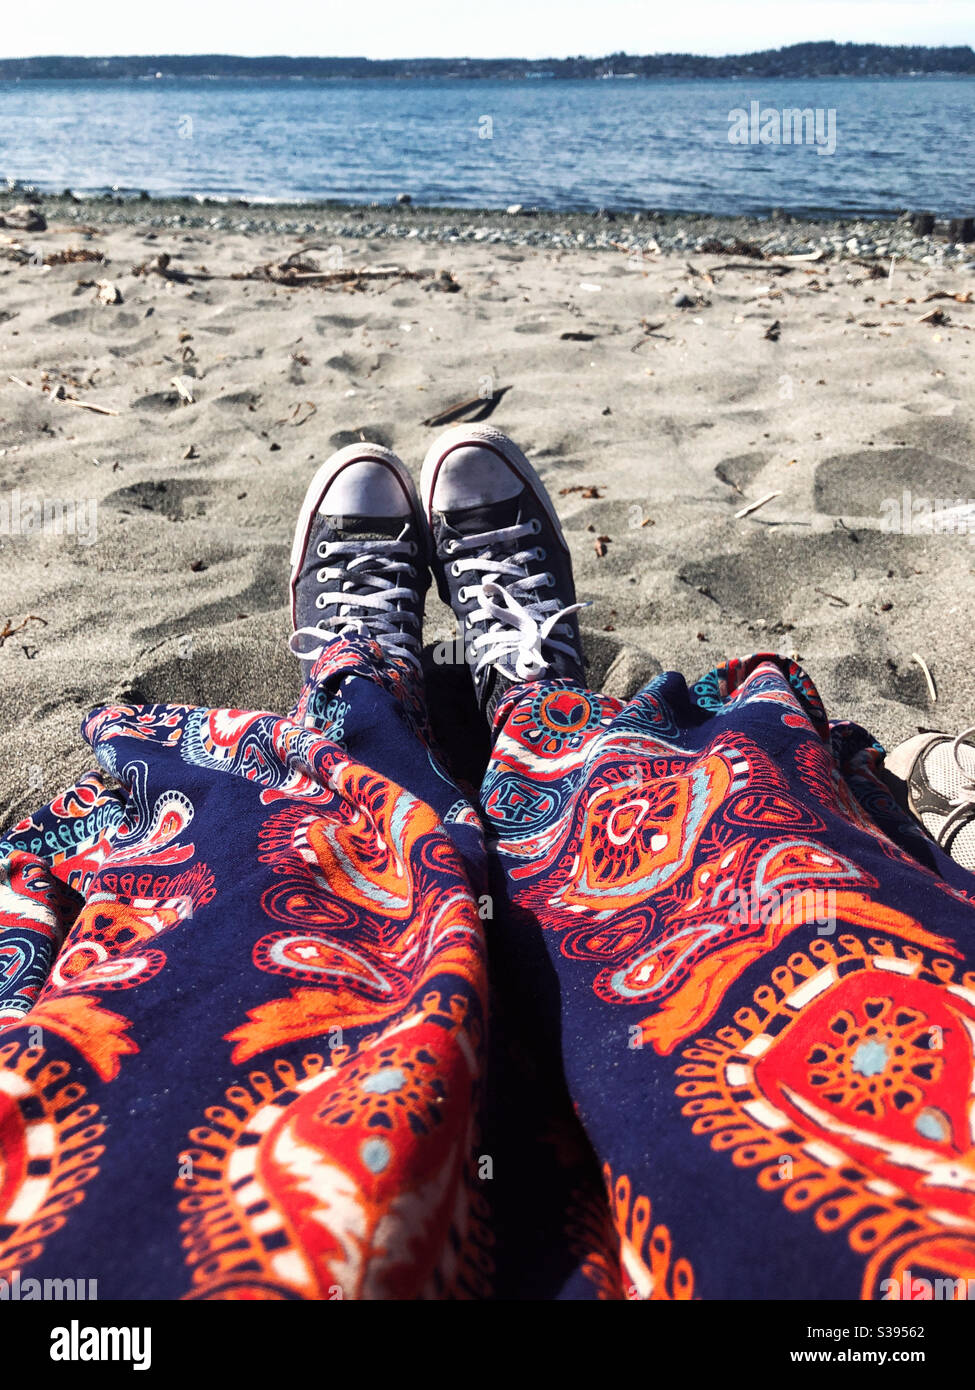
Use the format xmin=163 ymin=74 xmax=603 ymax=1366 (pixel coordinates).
xmin=0 ymin=76 xmax=973 ymax=216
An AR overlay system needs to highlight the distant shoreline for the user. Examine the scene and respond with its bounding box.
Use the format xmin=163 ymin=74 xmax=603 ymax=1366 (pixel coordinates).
xmin=1 ymin=40 xmax=974 ymax=82
xmin=3 ymin=72 xmax=975 ymax=83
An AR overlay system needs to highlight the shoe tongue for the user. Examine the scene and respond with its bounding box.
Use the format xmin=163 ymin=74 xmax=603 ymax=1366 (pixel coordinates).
xmin=322 ymin=512 xmax=405 ymax=543
xmin=443 ymin=492 xmax=525 ymax=537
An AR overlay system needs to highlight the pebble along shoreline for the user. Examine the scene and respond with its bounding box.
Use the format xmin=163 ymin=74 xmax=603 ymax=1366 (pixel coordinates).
xmin=3 ymin=190 xmax=974 ymax=268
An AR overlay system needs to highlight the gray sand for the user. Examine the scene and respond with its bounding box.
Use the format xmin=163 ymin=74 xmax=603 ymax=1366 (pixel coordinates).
xmin=1 ymin=208 xmax=973 ymax=826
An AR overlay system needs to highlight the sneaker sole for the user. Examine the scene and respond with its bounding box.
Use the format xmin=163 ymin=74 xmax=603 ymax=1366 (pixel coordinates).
xmin=289 ymin=443 xmax=426 ymax=629
xmin=419 ymin=425 xmax=571 ymax=578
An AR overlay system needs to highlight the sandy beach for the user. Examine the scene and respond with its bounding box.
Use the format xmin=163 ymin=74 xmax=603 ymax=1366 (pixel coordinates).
xmin=1 ymin=198 xmax=973 ymax=824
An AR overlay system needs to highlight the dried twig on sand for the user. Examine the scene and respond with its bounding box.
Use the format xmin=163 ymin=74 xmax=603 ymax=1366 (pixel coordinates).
xmin=923 ymin=289 xmax=972 ymax=304
xmin=911 ymin=652 xmax=938 ymax=703
xmin=734 ymin=491 xmax=782 ymax=520
xmin=0 ymin=246 xmax=106 ymax=268
xmin=814 ymin=586 xmax=850 ymax=608
xmin=422 ymin=386 xmax=510 ymax=428
xmin=708 ymin=262 xmax=793 ymax=277
xmin=0 ymin=615 xmax=47 ymax=648
xmin=6 ymin=373 xmax=121 ymax=414
xmin=630 ymin=318 xmax=667 ymax=349
xmin=275 ymin=401 xmax=318 ymax=427
xmin=62 ymin=398 xmax=120 ymax=416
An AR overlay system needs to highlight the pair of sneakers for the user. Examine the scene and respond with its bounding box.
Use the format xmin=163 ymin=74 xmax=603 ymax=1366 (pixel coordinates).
xmin=287 ymin=423 xmax=975 ymax=869
xmin=289 ymin=426 xmax=586 ymax=724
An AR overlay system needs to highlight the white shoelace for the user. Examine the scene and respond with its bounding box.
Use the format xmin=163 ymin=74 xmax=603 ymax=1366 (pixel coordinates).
xmin=446 ymin=520 xmax=586 ymax=680
xmin=289 ymin=529 xmax=422 ymax=671
xmin=949 ymin=725 xmax=975 ymax=808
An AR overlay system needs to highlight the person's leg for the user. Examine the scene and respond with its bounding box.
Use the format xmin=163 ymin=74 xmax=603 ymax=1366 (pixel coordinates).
xmin=0 ymin=445 xmax=490 ymax=1300
xmin=288 ymin=442 xmax=484 ymax=878
xmin=422 ymin=427 xmax=623 ymax=1299
xmin=427 ymin=426 xmax=975 ymax=1300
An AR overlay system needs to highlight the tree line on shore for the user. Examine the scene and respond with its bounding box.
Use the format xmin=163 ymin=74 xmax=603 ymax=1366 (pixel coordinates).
xmin=2 ymin=42 xmax=974 ymax=81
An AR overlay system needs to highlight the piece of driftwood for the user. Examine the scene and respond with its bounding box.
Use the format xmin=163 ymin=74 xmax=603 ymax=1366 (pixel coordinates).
xmin=237 ymin=255 xmax=435 ymax=289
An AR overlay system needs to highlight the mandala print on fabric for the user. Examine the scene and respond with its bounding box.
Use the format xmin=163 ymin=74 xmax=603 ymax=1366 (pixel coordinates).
xmin=0 ymin=1038 xmax=106 ymax=1280
xmin=565 ymin=1164 xmax=696 ymax=1300
xmin=0 ymin=854 xmax=76 ymax=1021
xmin=41 ymin=864 xmax=215 ymax=998
xmin=675 ymin=933 xmax=975 ymax=1298
xmin=495 ymin=709 xmax=959 ymax=1057
xmin=227 ymin=763 xmax=487 ymax=1061
xmin=177 ymin=993 xmax=492 ymax=1300
xmin=0 ymin=772 xmax=127 ymax=896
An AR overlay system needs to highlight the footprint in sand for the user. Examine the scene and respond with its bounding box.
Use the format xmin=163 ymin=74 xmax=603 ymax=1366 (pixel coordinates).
xmin=108 ymin=336 xmax=157 ymax=358
xmin=103 ymin=479 xmax=211 ymax=522
xmin=46 ymin=306 xmax=140 ymax=333
xmin=132 ymin=387 xmax=197 ymax=412
xmin=714 ymin=452 xmax=770 ymax=494
xmin=814 ymin=447 xmax=975 ymax=517
xmin=678 ymin=530 xmax=930 ymax=620
xmin=328 ymin=425 xmax=395 ymax=450
xmin=324 ymin=353 xmax=364 ymax=376
xmin=314 ymin=314 xmax=368 ymax=333
xmin=133 ymin=557 xmax=289 ymax=650
xmin=213 ymin=389 xmax=262 ymax=412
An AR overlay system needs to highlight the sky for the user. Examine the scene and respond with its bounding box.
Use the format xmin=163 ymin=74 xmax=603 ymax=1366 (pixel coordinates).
xmin=1 ymin=0 xmax=973 ymax=59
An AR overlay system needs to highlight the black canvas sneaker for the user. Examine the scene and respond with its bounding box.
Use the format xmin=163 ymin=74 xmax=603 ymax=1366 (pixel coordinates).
xmin=885 ymin=727 xmax=975 ymax=871
xmin=289 ymin=443 xmax=428 ymax=683
xmin=420 ymin=425 xmax=586 ymax=725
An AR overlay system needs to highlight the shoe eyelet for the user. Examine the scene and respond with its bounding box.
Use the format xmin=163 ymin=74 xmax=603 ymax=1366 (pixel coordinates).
xmin=450 ymin=561 xmax=463 ymax=577
xmin=315 ymin=594 xmax=327 ymax=608
xmin=529 ymin=518 xmax=542 ymax=535
xmin=317 ymin=542 xmax=329 ymax=559
xmin=407 ymin=541 xmax=418 ymax=557
xmin=543 ymin=572 xmax=555 ymax=587
xmin=445 ymin=539 xmax=459 ymax=555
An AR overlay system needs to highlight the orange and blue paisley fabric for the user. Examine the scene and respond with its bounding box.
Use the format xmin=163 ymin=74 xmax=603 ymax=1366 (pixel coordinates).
xmin=484 ymin=655 xmax=975 ymax=1299
xmin=2 ymin=640 xmax=975 ymax=1299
